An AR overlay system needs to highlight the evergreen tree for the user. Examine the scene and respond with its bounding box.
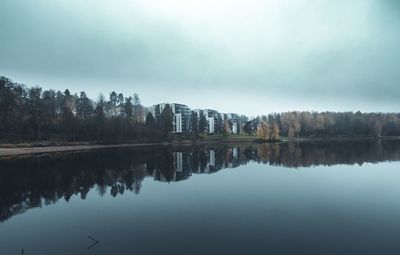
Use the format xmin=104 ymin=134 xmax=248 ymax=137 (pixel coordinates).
xmin=122 ymin=96 xmax=134 ymax=121
xmin=190 ymin=112 xmax=198 ymax=133
xmin=160 ymin=104 xmax=174 ymax=135
xmin=94 ymin=94 xmax=106 ymax=139
xmin=28 ymin=87 xmax=43 ymax=139
xmin=145 ymin=112 xmax=155 ymax=127
xmin=199 ymin=111 xmax=207 ymax=133
xmin=76 ymin=91 xmax=93 ymax=120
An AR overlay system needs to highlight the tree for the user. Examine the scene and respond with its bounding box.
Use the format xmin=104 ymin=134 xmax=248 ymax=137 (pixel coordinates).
xmin=214 ymin=115 xmax=223 ymax=134
xmin=160 ymin=104 xmax=174 ymax=135
xmin=63 ymin=89 xmax=73 ymax=111
xmin=117 ymin=93 xmax=124 ymax=115
xmin=145 ymin=112 xmax=155 ymax=128
xmin=199 ymin=111 xmax=207 ymax=133
xmin=41 ymin=89 xmax=57 ymax=134
xmin=76 ymin=91 xmax=93 ymax=120
xmin=281 ymin=112 xmax=301 ymax=138
xmin=291 ymin=112 xmax=301 ymax=138
xmin=223 ymin=120 xmax=230 ymax=136
xmin=314 ymin=114 xmax=325 ymax=135
xmin=257 ymin=121 xmax=270 ymax=141
xmin=288 ymin=126 xmax=295 ymax=139
xmin=133 ymin=93 xmax=145 ymax=123
xmin=42 ymin=90 xmax=57 ymax=120
xmin=94 ymin=94 xmax=106 ymax=139
xmin=243 ymin=120 xmax=254 ymax=135
xmin=300 ymin=111 xmax=313 ymax=136
xmin=28 ymin=87 xmax=43 ymax=139
xmin=0 ymin=77 xmax=22 ymax=134
xmin=133 ymin=93 xmax=141 ymax=106
xmin=369 ymin=114 xmax=383 ymax=137
xmin=2 ymin=75 xmax=400 ymax=143
xmin=109 ymin=91 xmax=118 ymax=117
xmin=270 ymin=122 xmax=280 ymax=140
xmin=60 ymin=104 xmax=76 ymax=140
xmin=55 ymin=91 xmax=65 ymax=115
xmin=122 ymin=96 xmax=134 ymax=121
xmin=190 ymin=112 xmax=198 ymax=134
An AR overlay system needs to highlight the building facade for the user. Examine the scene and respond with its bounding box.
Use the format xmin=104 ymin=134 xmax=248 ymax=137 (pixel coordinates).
xmin=153 ymin=103 xmax=191 ymax=133
xmin=153 ymin=103 xmax=243 ymax=135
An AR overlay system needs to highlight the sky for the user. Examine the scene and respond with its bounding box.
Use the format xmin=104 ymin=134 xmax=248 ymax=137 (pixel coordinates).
xmin=0 ymin=0 xmax=399 ymax=116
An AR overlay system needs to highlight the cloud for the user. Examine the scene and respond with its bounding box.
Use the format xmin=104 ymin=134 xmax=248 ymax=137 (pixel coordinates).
xmin=0 ymin=0 xmax=399 ymax=114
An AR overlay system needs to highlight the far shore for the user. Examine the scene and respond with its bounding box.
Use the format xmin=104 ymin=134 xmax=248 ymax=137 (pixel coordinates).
xmin=0 ymin=136 xmax=399 ymax=158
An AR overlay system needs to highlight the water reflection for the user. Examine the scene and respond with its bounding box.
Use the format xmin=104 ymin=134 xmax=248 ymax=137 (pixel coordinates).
xmin=1 ymin=140 xmax=400 ymax=223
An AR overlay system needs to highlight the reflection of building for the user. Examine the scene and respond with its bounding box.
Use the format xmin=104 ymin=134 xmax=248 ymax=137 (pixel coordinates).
xmin=152 ymin=147 xmax=243 ymax=183
xmin=232 ymin=148 xmax=238 ymax=159
xmin=174 ymin=152 xmax=183 ymax=172
xmin=209 ymin=150 xmax=215 ymax=166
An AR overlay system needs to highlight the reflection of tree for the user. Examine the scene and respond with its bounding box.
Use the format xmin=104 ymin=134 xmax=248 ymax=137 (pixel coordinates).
xmin=254 ymin=140 xmax=400 ymax=167
xmin=1 ymin=140 xmax=400 ymax=222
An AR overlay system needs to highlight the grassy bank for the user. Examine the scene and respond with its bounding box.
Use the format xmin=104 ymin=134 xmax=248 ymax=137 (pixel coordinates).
xmin=170 ymin=134 xmax=257 ymax=145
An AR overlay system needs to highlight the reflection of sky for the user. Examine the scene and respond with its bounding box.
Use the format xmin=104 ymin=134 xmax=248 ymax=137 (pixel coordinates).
xmin=2 ymin=161 xmax=400 ymax=254
xmin=1 ymin=0 xmax=399 ymax=115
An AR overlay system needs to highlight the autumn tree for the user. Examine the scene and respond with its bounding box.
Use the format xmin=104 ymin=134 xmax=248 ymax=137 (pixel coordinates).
xmin=257 ymin=121 xmax=270 ymax=141
xmin=270 ymin=122 xmax=280 ymax=140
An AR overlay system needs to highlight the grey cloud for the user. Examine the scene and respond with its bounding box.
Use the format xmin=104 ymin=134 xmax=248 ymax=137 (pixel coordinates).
xmin=0 ymin=0 xmax=399 ymax=114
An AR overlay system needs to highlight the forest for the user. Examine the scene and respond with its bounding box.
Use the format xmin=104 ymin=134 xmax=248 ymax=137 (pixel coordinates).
xmin=0 ymin=76 xmax=163 ymax=142
xmin=1 ymin=75 xmax=400 ymax=142
xmin=249 ymin=110 xmax=400 ymax=140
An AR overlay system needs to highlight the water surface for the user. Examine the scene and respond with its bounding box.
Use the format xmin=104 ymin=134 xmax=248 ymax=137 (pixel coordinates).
xmin=1 ymin=140 xmax=400 ymax=254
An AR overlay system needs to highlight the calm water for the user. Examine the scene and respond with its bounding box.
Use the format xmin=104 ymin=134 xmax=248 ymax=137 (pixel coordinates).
xmin=1 ymin=140 xmax=400 ymax=255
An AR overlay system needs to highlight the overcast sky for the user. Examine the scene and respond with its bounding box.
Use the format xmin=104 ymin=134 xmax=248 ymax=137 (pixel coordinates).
xmin=1 ymin=0 xmax=399 ymax=116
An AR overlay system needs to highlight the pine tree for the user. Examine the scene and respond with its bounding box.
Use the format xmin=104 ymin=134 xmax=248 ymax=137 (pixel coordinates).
xmin=190 ymin=112 xmax=198 ymax=133
xmin=145 ymin=112 xmax=155 ymax=127
xmin=199 ymin=111 xmax=207 ymax=133
xmin=160 ymin=104 xmax=174 ymax=134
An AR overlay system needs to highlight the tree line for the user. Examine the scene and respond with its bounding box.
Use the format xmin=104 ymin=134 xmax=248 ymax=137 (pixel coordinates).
xmin=0 ymin=76 xmax=164 ymax=142
xmin=1 ymin=75 xmax=400 ymax=142
xmin=246 ymin=112 xmax=400 ymax=139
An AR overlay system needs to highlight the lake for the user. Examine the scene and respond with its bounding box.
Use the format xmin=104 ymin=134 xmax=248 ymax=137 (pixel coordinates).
xmin=1 ymin=140 xmax=400 ymax=255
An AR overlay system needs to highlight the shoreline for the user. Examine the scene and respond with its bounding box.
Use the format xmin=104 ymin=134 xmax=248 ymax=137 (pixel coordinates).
xmin=0 ymin=143 xmax=168 ymax=158
xmin=0 ymin=136 xmax=399 ymax=158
